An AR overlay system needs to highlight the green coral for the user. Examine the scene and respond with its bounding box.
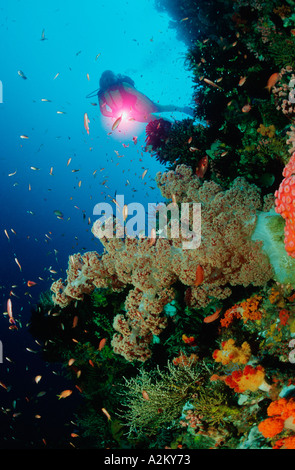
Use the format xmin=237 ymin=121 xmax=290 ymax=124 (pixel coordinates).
xmin=91 ymin=288 xmax=109 ymax=308
xmin=190 ymin=389 xmax=240 ymax=427
xmin=118 ymin=361 xmax=206 ymax=436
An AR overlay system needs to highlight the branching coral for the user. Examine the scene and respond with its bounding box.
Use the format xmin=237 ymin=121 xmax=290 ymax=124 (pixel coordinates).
xmin=118 ymin=361 xmax=204 ymax=436
xmin=182 ymin=389 xmax=240 ymax=429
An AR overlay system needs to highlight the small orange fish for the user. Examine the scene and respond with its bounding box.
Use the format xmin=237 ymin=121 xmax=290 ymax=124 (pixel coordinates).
xmin=72 ymin=315 xmax=78 ymax=328
xmin=102 ymin=407 xmax=111 ymax=420
xmin=14 ymin=257 xmax=22 ymax=271
xmin=98 ymin=338 xmax=107 ymax=351
xmin=27 ymin=280 xmax=37 ymax=287
xmin=84 ymin=113 xmax=90 ymax=134
xmin=123 ymin=204 xmax=128 ymax=222
xmin=195 ymin=156 xmax=208 ymax=178
xmin=266 ymin=72 xmax=279 ymax=92
xmin=238 ymin=76 xmax=247 ymax=86
xmin=57 ymin=389 xmax=72 ymax=399
xmin=149 ymin=227 xmax=156 ymax=246
xmin=142 ymin=390 xmax=149 ymax=400
xmin=203 ymin=308 xmax=222 ymax=323
xmin=112 ymin=115 xmax=122 ymax=131
xmin=7 ymin=298 xmax=13 ymax=322
xmin=194 ymin=265 xmax=204 ymax=287
xmin=203 ymin=78 xmax=222 ymax=90
xmin=242 ymin=104 xmax=251 ymax=113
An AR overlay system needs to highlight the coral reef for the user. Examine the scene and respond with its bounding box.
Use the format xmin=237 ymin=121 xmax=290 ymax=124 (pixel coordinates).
xmin=31 ymin=0 xmax=295 ymax=450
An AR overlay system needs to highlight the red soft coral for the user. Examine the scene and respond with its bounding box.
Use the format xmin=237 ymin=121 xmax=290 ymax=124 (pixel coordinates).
xmin=224 ymin=365 xmax=269 ymax=393
xmin=275 ymin=152 xmax=295 ymax=257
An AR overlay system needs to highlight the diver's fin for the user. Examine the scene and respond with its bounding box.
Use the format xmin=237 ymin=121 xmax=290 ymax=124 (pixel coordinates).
xmin=150 ymin=112 xmax=174 ymax=122
xmin=182 ymin=106 xmax=195 ymax=117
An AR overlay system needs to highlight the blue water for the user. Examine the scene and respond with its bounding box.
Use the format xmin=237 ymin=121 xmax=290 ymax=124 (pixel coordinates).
xmin=0 ymin=0 xmax=194 ymax=448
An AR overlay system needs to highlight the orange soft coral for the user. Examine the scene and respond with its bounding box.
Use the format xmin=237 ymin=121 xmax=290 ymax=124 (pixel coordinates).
xmin=220 ymin=295 xmax=263 ymax=328
xmin=239 ymin=295 xmax=263 ymax=322
xmin=274 ymin=436 xmax=295 ymax=449
xmin=275 ymin=152 xmax=295 ymax=258
xmin=224 ymin=365 xmax=270 ymax=393
xmin=267 ymin=397 xmax=295 ymax=425
xmin=258 ymin=417 xmax=285 ymax=438
xmin=212 ymin=339 xmax=251 ymax=365
xmin=220 ymin=305 xmax=242 ymax=327
xmin=258 ymin=397 xmax=295 ymax=444
xmin=258 ymin=418 xmax=284 ymax=438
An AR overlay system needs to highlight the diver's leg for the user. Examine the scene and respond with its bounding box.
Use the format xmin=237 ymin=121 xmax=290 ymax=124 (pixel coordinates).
xmin=156 ymin=104 xmax=194 ymax=117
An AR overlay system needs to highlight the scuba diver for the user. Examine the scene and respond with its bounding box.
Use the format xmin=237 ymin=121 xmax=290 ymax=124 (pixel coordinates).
xmin=87 ymin=70 xmax=194 ymax=123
